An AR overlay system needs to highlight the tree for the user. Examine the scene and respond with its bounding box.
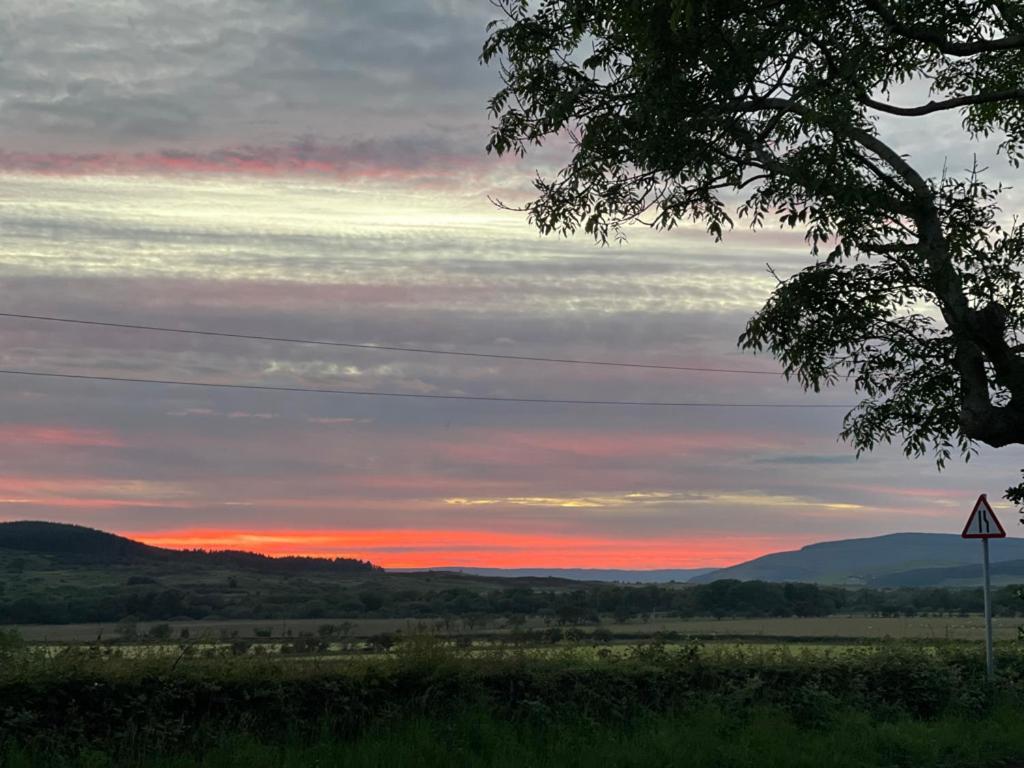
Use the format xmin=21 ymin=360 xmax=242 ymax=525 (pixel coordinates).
xmin=482 ymin=0 xmax=1024 ymax=505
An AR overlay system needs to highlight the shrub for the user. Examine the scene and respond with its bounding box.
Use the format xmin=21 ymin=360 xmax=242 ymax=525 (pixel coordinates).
xmin=146 ymin=624 xmax=172 ymax=641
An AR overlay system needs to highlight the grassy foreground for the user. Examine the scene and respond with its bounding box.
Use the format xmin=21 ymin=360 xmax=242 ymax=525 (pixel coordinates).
xmin=6 ymin=704 xmax=1024 ymax=768
xmin=4 ymin=641 xmax=1024 ymax=767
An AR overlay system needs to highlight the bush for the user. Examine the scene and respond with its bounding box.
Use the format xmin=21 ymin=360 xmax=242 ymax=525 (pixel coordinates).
xmin=0 ymin=642 xmax=1019 ymax=763
xmin=146 ymin=624 xmax=172 ymax=641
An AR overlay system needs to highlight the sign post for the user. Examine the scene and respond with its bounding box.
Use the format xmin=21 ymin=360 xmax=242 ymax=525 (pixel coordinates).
xmin=961 ymin=493 xmax=1006 ymax=681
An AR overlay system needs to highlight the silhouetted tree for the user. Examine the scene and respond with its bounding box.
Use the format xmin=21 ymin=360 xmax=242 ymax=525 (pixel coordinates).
xmin=483 ymin=0 xmax=1024 ymax=505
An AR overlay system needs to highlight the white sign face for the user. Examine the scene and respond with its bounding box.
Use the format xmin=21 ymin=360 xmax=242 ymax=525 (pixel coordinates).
xmin=962 ymin=494 xmax=1007 ymax=539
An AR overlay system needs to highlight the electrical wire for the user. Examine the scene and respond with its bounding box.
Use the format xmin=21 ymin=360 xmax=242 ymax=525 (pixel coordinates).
xmin=0 ymin=312 xmax=782 ymax=376
xmin=0 ymin=369 xmax=855 ymax=408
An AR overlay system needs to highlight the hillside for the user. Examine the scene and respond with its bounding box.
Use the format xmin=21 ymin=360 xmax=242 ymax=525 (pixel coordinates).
xmin=0 ymin=521 xmax=156 ymax=560
xmin=691 ymin=533 xmax=1024 ymax=585
xmin=869 ymin=557 xmax=1024 ymax=588
xmin=0 ymin=521 xmax=378 ymax=575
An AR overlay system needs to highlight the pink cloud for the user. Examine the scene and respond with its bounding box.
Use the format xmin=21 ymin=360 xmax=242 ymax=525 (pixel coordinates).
xmin=0 ymin=138 xmax=503 ymax=184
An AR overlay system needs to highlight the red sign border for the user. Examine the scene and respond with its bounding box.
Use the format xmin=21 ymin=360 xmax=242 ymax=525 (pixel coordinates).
xmin=961 ymin=493 xmax=1007 ymax=539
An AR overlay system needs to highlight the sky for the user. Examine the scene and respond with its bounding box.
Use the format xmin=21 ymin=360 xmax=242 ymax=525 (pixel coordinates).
xmin=0 ymin=0 xmax=1021 ymax=569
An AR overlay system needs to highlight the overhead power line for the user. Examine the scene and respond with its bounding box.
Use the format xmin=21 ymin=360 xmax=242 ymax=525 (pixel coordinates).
xmin=0 ymin=369 xmax=854 ymax=409
xmin=0 ymin=312 xmax=781 ymax=376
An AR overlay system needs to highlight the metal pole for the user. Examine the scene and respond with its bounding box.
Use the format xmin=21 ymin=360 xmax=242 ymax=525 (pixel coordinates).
xmin=983 ymin=537 xmax=995 ymax=681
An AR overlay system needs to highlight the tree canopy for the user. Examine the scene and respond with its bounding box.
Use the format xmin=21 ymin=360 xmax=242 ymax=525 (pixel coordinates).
xmin=481 ymin=0 xmax=1024 ymax=506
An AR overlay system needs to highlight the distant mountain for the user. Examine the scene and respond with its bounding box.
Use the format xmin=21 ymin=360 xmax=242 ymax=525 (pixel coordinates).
xmin=392 ymin=567 xmax=717 ymax=583
xmin=0 ymin=521 xmax=378 ymax=575
xmin=691 ymin=533 xmax=1024 ymax=586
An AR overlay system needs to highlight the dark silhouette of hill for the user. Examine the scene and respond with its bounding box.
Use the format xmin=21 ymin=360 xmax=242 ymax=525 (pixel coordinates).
xmin=690 ymin=533 xmax=1024 ymax=585
xmin=0 ymin=521 xmax=378 ymax=575
xmin=0 ymin=521 xmax=155 ymax=561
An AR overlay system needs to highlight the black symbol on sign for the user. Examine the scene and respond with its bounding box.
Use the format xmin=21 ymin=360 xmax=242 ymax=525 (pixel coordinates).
xmin=980 ymin=509 xmax=990 ymax=533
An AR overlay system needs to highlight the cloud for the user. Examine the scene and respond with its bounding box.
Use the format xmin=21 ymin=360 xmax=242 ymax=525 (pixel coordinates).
xmin=0 ymin=137 xmax=495 ymax=185
xmin=753 ymin=454 xmax=860 ymax=466
xmin=0 ymin=475 xmax=193 ymax=511
xmin=0 ymin=0 xmax=499 ymax=151
xmin=0 ymin=425 xmax=125 ymax=447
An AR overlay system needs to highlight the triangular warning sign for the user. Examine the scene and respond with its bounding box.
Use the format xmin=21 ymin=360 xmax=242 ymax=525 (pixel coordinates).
xmin=962 ymin=494 xmax=1007 ymax=539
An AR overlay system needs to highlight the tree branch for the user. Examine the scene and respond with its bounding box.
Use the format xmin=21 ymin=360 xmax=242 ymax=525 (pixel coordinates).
xmin=738 ymin=97 xmax=934 ymax=201
xmin=860 ymin=89 xmax=1024 ymax=116
xmin=864 ymin=0 xmax=1024 ymax=55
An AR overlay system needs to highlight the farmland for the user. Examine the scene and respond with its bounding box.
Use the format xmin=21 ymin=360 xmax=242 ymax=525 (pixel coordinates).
xmin=4 ymin=612 xmax=1024 ymax=768
xmin=10 ymin=612 xmax=1024 ymax=645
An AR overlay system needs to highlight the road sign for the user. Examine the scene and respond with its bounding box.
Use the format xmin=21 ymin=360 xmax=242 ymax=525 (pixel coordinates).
xmin=962 ymin=493 xmax=1004 ymax=682
xmin=962 ymin=494 xmax=1006 ymax=539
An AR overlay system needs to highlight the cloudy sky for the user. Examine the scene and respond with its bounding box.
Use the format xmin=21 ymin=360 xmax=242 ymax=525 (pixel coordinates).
xmin=0 ymin=0 xmax=1020 ymax=568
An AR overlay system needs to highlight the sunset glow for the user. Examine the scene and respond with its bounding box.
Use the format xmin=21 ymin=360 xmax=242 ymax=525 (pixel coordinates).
xmin=127 ymin=527 xmax=810 ymax=569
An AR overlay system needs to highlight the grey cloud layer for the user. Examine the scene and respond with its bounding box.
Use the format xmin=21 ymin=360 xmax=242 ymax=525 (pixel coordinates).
xmin=1 ymin=0 xmax=496 ymax=150
xmin=3 ymin=0 xmax=1021 ymax=194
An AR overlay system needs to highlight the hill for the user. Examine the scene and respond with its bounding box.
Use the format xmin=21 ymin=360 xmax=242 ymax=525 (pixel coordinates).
xmin=0 ymin=521 xmax=378 ymax=575
xmin=691 ymin=533 xmax=1024 ymax=586
xmin=0 ymin=521 xmax=156 ymax=560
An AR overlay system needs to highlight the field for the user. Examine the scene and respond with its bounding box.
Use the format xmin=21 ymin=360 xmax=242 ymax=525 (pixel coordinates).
xmin=12 ymin=612 xmax=1023 ymax=644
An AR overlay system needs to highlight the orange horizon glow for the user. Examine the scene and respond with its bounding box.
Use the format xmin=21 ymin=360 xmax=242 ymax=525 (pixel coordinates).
xmin=123 ymin=527 xmax=815 ymax=569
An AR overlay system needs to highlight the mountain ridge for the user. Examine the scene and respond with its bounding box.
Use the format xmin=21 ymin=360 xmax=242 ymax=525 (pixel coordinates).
xmin=691 ymin=532 xmax=1024 ymax=586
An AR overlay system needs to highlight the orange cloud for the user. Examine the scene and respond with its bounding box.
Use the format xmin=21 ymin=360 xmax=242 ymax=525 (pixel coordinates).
xmin=124 ymin=527 xmax=810 ymax=569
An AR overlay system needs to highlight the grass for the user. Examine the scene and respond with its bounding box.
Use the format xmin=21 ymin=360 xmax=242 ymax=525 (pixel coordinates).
xmin=4 ymin=640 xmax=1024 ymax=767
xmin=7 ymin=703 xmax=1024 ymax=768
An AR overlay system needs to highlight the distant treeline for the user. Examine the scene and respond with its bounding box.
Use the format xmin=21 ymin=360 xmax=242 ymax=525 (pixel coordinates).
xmin=2 ymin=578 xmax=1022 ymax=625
xmin=175 ymin=550 xmax=380 ymax=575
